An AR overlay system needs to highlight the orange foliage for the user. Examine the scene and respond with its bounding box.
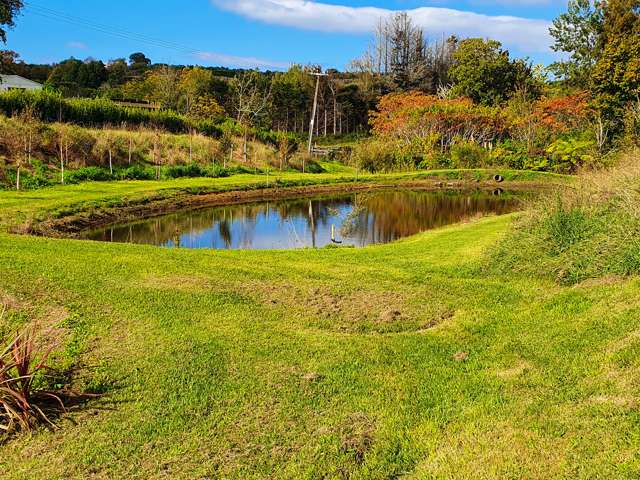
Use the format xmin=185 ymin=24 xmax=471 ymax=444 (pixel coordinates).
xmin=532 ymin=92 xmax=592 ymax=132
xmin=368 ymin=91 xmax=592 ymax=157
xmin=370 ymin=91 xmax=506 ymax=146
xmin=370 ymin=92 xmax=471 ymax=136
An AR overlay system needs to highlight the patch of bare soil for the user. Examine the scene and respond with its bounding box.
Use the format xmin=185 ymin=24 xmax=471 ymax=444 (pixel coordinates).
xmin=0 ymin=290 xmax=21 ymax=312
xmin=496 ymin=360 xmax=532 ymax=379
xmin=606 ymin=329 xmax=640 ymax=354
xmin=0 ymin=288 xmax=70 ymax=349
xmin=141 ymin=274 xmax=218 ymax=293
xmin=574 ymin=275 xmax=625 ymax=289
xmin=453 ymin=351 xmax=469 ymax=362
xmin=247 ymin=281 xmax=456 ymax=334
xmin=589 ymin=395 xmax=637 ymax=409
xmin=338 ymin=412 xmax=375 ymax=467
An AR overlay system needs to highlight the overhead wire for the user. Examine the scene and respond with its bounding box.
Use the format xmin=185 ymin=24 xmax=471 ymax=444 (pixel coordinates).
xmin=23 ymin=1 xmax=207 ymax=58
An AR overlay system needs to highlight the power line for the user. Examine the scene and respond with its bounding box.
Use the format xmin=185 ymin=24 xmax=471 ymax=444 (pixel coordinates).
xmin=24 ymin=2 xmax=210 ymax=59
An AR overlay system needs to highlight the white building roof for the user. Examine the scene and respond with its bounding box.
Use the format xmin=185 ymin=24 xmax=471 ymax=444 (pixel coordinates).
xmin=0 ymin=75 xmax=43 ymax=89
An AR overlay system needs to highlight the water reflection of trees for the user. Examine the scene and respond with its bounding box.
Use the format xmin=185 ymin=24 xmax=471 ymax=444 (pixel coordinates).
xmin=344 ymin=191 xmax=519 ymax=246
xmin=86 ymin=190 xmax=519 ymax=249
xmin=87 ymin=196 xmax=350 ymax=248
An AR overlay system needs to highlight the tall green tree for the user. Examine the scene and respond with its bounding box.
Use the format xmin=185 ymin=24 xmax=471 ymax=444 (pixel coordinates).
xmin=449 ymin=38 xmax=537 ymax=105
xmin=106 ymin=59 xmax=129 ymax=87
xmin=128 ymin=52 xmax=151 ymax=76
xmin=178 ymin=67 xmax=214 ymax=113
xmin=0 ymin=0 xmax=23 ymax=43
xmin=270 ymin=65 xmax=311 ymax=133
xmin=47 ymin=58 xmax=108 ymax=96
xmin=591 ymin=0 xmax=640 ymax=116
xmin=549 ymin=0 xmax=604 ymax=87
xmin=147 ymin=66 xmax=180 ymax=109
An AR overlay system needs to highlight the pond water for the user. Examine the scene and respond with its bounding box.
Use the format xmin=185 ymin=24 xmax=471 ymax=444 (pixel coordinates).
xmin=82 ymin=189 xmax=523 ymax=250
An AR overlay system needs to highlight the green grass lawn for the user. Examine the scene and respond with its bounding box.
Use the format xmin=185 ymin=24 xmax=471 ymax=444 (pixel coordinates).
xmin=2 ymin=171 xmax=637 ymax=479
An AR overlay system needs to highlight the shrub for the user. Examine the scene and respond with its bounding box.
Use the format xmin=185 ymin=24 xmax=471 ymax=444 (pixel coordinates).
xmin=0 ymin=90 xmax=225 ymax=137
xmin=546 ymin=137 xmax=596 ymax=173
xmin=288 ymin=154 xmax=325 ymax=173
xmin=351 ymin=138 xmax=420 ymax=172
xmin=203 ymin=164 xmax=230 ymax=178
xmin=491 ymin=140 xmax=528 ymax=170
xmin=0 ymin=325 xmax=65 ymax=434
xmin=117 ymin=165 xmax=155 ymax=181
xmin=162 ymin=163 xmax=206 ymax=179
xmin=1 ymin=159 xmax=52 ymax=190
xmin=450 ymin=141 xmax=490 ymax=168
xmin=162 ymin=163 xmax=230 ymax=179
xmin=66 ymin=166 xmax=113 ymax=184
xmin=370 ymin=92 xmax=506 ymax=149
xmin=419 ymin=151 xmax=453 ymax=169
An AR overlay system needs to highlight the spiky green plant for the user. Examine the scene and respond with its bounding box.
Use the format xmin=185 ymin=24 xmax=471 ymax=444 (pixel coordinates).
xmin=0 ymin=316 xmax=64 ymax=434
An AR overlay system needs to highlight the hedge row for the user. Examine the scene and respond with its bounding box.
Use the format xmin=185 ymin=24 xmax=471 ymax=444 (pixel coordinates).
xmin=0 ymin=90 xmax=224 ymax=137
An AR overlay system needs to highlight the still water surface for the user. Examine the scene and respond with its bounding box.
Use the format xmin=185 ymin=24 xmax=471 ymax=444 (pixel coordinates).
xmin=83 ymin=189 xmax=521 ymax=250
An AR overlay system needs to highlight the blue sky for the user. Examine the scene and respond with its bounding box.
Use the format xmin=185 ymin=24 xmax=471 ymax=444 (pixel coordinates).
xmin=5 ymin=0 xmax=566 ymax=70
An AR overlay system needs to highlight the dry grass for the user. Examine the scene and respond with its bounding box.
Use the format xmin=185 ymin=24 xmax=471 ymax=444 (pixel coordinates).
xmin=492 ymin=148 xmax=640 ymax=284
xmin=496 ymin=360 xmax=533 ymax=379
xmin=410 ymin=423 xmax=569 ymax=480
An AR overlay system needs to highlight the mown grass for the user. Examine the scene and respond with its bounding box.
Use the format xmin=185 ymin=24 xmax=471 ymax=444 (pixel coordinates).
xmin=2 ymin=169 xmax=638 ymax=479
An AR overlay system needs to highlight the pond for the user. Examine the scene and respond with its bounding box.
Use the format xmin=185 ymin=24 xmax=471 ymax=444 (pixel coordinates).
xmin=82 ymin=189 xmax=523 ymax=250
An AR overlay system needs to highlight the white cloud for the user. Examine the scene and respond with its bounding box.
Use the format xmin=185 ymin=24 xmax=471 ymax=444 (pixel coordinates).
xmin=193 ymin=51 xmax=290 ymax=69
xmin=66 ymin=41 xmax=88 ymax=50
xmin=211 ymin=0 xmax=552 ymax=53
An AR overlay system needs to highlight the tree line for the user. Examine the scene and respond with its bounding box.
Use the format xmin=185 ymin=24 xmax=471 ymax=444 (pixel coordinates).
xmin=1 ymin=0 xmax=639 ymax=178
xmin=0 ymin=50 xmax=374 ymax=138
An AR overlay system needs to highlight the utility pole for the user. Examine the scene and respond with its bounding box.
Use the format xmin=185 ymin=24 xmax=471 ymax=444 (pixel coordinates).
xmin=308 ymin=71 xmax=328 ymax=154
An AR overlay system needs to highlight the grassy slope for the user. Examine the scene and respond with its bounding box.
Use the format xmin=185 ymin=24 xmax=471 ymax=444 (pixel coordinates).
xmin=2 ymin=172 xmax=638 ymax=479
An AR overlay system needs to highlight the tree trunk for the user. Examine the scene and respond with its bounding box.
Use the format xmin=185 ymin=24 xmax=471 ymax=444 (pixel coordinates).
xmin=324 ymin=108 xmax=327 ymax=137
xmin=16 ymin=164 xmax=20 ymax=191
xmin=128 ymin=137 xmax=133 ymax=165
xmin=153 ymin=139 xmax=160 ymax=180
xmin=59 ymin=144 xmax=65 ymax=184
xmin=243 ymin=129 xmax=248 ymax=162
xmin=108 ymin=149 xmax=113 ymax=175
